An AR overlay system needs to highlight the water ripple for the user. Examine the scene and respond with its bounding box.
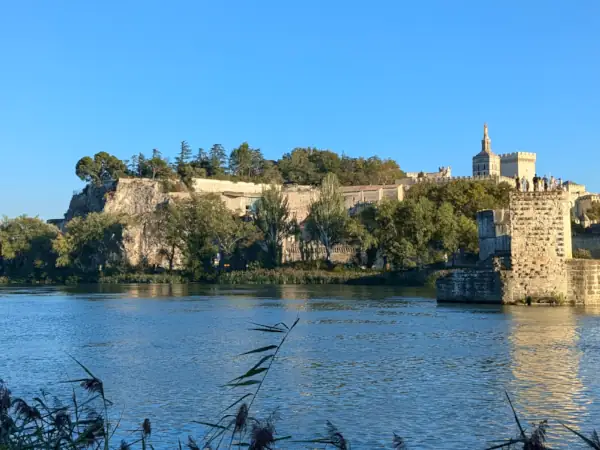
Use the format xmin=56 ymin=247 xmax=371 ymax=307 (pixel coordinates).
xmin=1 ymin=285 xmax=599 ymax=449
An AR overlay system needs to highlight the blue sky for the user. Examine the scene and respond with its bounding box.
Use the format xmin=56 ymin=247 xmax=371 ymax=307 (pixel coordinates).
xmin=1 ymin=0 xmax=598 ymax=219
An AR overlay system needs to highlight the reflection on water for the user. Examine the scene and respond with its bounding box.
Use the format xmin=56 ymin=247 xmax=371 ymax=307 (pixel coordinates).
xmin=508 ymin=308 xmax=586 ymax=444
xmin=1 ymin=284 xmax=600 ymax=449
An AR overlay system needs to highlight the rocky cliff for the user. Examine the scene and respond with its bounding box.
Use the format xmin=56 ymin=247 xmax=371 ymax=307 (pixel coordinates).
xmin=65 ymin=178 xmax=177 ymax=268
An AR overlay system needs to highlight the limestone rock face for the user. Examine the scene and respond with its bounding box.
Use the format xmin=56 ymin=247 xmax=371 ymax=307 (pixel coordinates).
xmin=65 ymin=179 xmax=175 ymax=268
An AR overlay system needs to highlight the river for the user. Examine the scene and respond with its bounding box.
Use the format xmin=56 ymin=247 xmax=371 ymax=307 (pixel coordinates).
xmin=1 ymin=284 xmax=600 ymax=449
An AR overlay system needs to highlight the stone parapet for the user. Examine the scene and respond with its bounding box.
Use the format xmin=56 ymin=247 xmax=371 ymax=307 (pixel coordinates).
xmin=498 ymin=152 xmax=537 ymax=160
xmin=567 ymin=259 xmax=600 ymax=305
xmin=436 ymin=269 xmax=504 ymax=303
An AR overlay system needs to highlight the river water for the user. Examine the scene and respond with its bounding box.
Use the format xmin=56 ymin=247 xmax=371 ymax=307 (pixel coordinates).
xmin=1 ymin=284 xmax=600 ymax=449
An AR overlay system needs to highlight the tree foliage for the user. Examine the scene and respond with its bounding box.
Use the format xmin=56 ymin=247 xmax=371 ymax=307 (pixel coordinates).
xmin=306 ymin=174 xmax=349 ymax=262
xmin=253 ymin=186 xmax=296 ymax=267
xmin=405 ymin=179 xmax=511 ymax=219
xmin=159 ymin=195 xmax=258 ymax=278
xmin=0 ymin=216 xmax=59 ymax=280
xmin=53 ymin=213 xmax=127 ymax=275
xmin=75 ymin=142 xmax=407 ymax=190
xmin=75 ymin=152 xmax=128 ymax=185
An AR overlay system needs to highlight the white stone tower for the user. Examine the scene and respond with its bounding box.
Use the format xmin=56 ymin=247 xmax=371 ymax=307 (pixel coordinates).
xmin=472 ymin=123 xmax=501 ymax=177
xmin=499 ymin=152 xmax=536 ymax=186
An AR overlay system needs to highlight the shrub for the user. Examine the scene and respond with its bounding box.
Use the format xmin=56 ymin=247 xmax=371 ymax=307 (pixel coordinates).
xmin=574 ymin=248 xmax=593 ymax=259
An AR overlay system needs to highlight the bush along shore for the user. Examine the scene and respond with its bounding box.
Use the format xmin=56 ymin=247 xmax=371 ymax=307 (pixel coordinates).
xmin=1 ymin=318 xmax=599 ymax=449
xmin=94 ymin=266 xmax=444 ymax=287
xmin=0 ymin=268 xmax=444 ymax=288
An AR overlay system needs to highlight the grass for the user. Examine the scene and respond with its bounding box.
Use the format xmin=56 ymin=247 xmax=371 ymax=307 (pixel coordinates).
xmin=98 ymin=273 xmax=187 ymax=284
xmin=1 ymin=266 xmax=445 ymax=288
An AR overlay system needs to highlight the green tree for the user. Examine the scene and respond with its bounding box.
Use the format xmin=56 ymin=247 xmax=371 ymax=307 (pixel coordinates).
xmin=434 ymin=202 xmax=459 ymax=262
xmin=457 ymin=215 xmax=478 ymax=254
xmin=229 ymin=142 xmax=255 ymax=178
xmin=278 ymin=148 xmax=317 ymax=185
xmin=75 ymin=152 xmax=127 ymax=185
xmin=371 ymin=200 xmax=399 ymax=269
xmin=253 ymin=186 xmax=296 ymax=267
xmin=175 ymin=140 xmax=192 ymax=168
xmin=211 ymin=212 xmax=258 ymax=269
xmin=260 ymin=160 xmax=283 ymax=184
xmin=0 ymin=216 xmax=59 ymax=280
xmin=346 ymin=216 xmax=376 ymax=265
xmin=306 ymin=173 xmax=349 ymax=262
xmin=151 ymin=201 xmax=185 ymax=272
xmin=53 ymin=213 xmax=127 ymax=276
xmin=406 ymin=179 xmax=510 ymax=220
xmin=138 ymin=149 xmax=173 ymax=180
xmin=208 ymin=144 xmax=227 ymax=176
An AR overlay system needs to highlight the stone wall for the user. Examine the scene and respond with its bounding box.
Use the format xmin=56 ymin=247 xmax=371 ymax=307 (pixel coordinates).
xmin=437 ymin=191 xmax=584 ymax=304
xmin=502 ymin=191 xmax=572 ymax=303
xmin=573 ymin=234 xmax=600 ymax=258
xmin=282 ymin=243 xmax=357 ymax=264
xmin=436 ymin=269 xmax=503 ymax=303
xmin=477 ymin=209 xmax=510 ymax=262
xmin=61 ymin=177 xmax=381 ymax=268
xmin=567 ymin=259 xmax=600 ymax=305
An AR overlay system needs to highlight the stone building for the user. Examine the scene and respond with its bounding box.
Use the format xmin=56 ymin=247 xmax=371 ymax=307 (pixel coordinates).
xmin=575 ymin=193 xmax=600 ymax=222
xmin=498 ymin=151 xmax=536 ymax=183
xmin=472 ymin=123 xmax=501 ymax=177
xmin=472 ymin=123 xmax=537 ymax=186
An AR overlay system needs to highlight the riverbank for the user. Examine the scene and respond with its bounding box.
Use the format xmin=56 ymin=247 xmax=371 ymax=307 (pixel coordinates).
xmin=0 ymin=267 xmax=446 ymax=287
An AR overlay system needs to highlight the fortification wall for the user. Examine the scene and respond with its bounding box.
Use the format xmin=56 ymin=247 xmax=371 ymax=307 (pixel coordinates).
xmin=573 ymin=234 xmax=600 ymax=258
xmin=477 ymin=209 xmax=511 ymax=262
xmin=502 ymin=191 xmax=572 ymax=303
xmin=567 ymin=259 xmax=600 ymax=305
xmin=282 ymin=243 xmax=356 ymax=264
xmin=436 ymin=269 xmax=504 ymax=303
xmin=498 ymin=152 xmax=537 ymax=161
xmin=191 ymin=178 xmax=271 ymax=195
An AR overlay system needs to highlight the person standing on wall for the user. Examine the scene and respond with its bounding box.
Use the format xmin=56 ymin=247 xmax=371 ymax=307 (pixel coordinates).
xmin=533 ymin=174 xmax=540 ymax=192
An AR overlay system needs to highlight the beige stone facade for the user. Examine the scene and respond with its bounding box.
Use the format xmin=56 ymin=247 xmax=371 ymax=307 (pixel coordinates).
xmin=63 ymin=177 xmax=403 ymax=268
xmin=438 ymin=191 xmax=600 ymax=305
xmin=498 ymin=152 xmax=536 ymax=186
xmin=472 ymin=123 xmax=501 ymax=177
xmin=502 ymin=191 xmax=572 ymax=303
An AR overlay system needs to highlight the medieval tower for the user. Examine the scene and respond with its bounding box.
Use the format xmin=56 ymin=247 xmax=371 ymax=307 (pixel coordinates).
xmin=472 ymin=123 xmax=536 ymax=184
xmin=472 ymin=123 xmax=501 ymax=177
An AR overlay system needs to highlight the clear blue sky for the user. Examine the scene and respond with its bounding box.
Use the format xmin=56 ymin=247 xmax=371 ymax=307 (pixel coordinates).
xmin=1 ymin=0 xmax=598 ymax=219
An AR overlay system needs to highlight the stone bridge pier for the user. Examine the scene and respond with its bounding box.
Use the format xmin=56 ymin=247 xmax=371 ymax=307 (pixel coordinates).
xmin=437 ymin=191 xmax=600 ymax=305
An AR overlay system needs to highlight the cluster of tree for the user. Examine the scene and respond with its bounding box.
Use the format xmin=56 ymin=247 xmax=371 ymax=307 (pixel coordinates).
xmin=75 ymin=144 xmax=406 ymax=188
xmin=1 ymin=178 xmax=511 ymax=282
xmin=0 ymin=213 xmax=126 ymax=281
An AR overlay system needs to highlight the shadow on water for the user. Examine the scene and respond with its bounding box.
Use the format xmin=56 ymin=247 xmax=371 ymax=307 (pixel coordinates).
xmin=0 ymin=282 xmax=436 ymax=303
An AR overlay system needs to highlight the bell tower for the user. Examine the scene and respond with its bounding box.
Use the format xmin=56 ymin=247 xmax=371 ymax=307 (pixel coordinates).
xmin=473 ymin=123 xmax=500 ymax=177
xmin=482 ymin=123 xmax=492 ymax=153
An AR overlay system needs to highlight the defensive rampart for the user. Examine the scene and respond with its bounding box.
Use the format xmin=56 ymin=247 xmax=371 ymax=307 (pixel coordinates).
xmin=437 ymin=191 xmax=600 ymax=305
xmin=61 ymin=177 xmax=394 ymax=268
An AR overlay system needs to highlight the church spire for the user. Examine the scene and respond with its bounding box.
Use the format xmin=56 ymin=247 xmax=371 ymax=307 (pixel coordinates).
xmin=482 ymin=122 xmax=492 ymax=153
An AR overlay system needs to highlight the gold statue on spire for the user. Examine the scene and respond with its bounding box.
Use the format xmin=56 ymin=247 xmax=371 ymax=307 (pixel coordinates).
xmin=484 ymin=122 xmax=488 ymax=138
